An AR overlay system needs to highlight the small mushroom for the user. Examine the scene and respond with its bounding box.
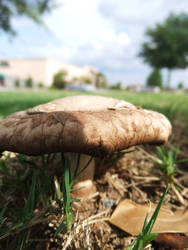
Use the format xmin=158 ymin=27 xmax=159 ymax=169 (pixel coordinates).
xmin=0 ymin=95 xmax=172 ymax=197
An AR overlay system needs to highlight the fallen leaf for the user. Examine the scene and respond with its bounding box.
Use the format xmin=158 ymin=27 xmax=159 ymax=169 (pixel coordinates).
xmin=109 ymin=199 xmax=188 ymax=235
xmin=155 ymin=233 xmax=188 ymax=249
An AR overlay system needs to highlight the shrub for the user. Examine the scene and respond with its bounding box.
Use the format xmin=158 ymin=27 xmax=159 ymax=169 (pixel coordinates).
xmin=81 ymin=76 xmax=92 ymax=84
xmin=110 ymin=82 xmax=122 ymax=90
xmin=178 ymin=82 xmax=184 ymax=89
xmin=38 ymin=82 xmax=44 ymax=88
xmin=14 ymin=79 xmax=20 ymax=88
xmin=25 ymin=77 xmax=33 ymax=88
xmin=52 ymin=70 xmax=67 ymax=89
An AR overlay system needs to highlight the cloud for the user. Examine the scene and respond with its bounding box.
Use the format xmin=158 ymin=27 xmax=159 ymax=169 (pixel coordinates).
xmin=43 ymin=0 xmax=133 ymax=83
xmin=100 ymin=29 xmax=131 ymax=46
xmin=71 ymin=35 xmax=136 ymax=84
xmin=117 ymin=32 xmax=131 ymax=46
xmin=99 ymin=0 xmax=188 ymax=25
xmin=44 ymin=0 xmax=110 ymax=46
xmin=1 ymin=0 xmax=188 ymax=87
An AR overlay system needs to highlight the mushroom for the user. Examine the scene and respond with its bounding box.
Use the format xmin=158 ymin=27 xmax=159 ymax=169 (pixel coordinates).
xmin=0 ymin=95 xmax=172 ymax=197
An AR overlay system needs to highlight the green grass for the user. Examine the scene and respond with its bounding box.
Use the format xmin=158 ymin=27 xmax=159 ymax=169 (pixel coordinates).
xmin=54 ymin=154 xmax=93 ymax=235
xmin=0 ymin=151 xmax=92 ymax=248
xmin=103 ymin=90 xmax=188 ymax=121
xmin=0 ymin=89 xmax=188 ymax=121
xmin=0 ymin=153 xmax=58 ymax=248
xmin=128 ymin=185 xmax=169 ymax=250
xmin=0 ymin=89 xmax=79 ymax=117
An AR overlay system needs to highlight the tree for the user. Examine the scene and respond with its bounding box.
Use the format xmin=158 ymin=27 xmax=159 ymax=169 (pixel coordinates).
xmin=146 ymin=68 xmax=163 ymax=88
xmin=52 ymin=70 xmax=67 ymax=89
xmin=139 ymin=13 xmax=188 ymax=88
xmin=0 ymin=0 xmax=53 ymax=35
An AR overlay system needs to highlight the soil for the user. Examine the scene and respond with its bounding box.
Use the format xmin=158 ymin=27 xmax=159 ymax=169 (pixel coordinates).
xmin=1 ymin=120 xmax=188 ymax=250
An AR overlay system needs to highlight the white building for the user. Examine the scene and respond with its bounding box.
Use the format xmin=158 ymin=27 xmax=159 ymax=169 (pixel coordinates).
xmin=0 ymin=58 xmax=98 ymax=87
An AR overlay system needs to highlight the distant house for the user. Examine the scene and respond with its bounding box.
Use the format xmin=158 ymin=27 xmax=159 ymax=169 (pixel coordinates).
xmin=0 ymin=58 xmax=98 ymax=88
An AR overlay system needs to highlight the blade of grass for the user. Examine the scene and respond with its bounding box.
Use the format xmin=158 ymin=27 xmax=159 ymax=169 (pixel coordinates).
xmin=0 ymin=203 xmax=8 ymax=228
xmin=22 ymin=168 xmax=36 ymax=222
xmin=73 ymin=154 xmax=81 ymax=179
xmin=70 ymin=156 xmax=93 ymax=188
xmin=61 ymin=154 xmax=72 ymax=231
xmin=77 ymin=156 xmax=93 ymax=177
xmin=142 ymin=184 xmax=169 ymax=235
xmin=54 ymin=221 xmax=66 ymax=237
xmin=56 ymin=154 xmax=93 ymax=235
xmin=128 ymin=185 xmax=169 ymax=250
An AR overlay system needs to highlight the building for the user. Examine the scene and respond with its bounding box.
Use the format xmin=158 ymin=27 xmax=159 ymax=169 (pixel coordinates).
xmin=0 ymin=58 xmax=98 ymax=87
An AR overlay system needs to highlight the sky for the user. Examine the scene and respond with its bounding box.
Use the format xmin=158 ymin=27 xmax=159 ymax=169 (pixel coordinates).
xmin=1 ymin=0 xmax=188 ymax=87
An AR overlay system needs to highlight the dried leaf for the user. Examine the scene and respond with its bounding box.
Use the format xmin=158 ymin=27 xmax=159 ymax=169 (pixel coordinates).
xmin=155 ymin=233 xmax=188 ymax=249
xmin=110 ymin=199 xmax=188 ymax=235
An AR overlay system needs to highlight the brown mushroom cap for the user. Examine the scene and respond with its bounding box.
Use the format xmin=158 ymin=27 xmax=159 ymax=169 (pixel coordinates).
xmin=0 ymin=95 xmax=172 ymax=157
xmin=22 ymin=95 xmax=136 ymax=113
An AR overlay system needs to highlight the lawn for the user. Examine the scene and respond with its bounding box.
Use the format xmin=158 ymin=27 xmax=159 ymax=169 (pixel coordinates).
xmin=0 ymin=89 xmax=188 ymax=120
xmin=0 ymin=89 xmax=188 ymax=249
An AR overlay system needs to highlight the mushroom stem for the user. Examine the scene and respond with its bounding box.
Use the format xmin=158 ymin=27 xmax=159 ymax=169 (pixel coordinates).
xmin=65 ymin=153 xmax=96 ymax=198
xmin=68 ymin=153 xmax=95 ymax=182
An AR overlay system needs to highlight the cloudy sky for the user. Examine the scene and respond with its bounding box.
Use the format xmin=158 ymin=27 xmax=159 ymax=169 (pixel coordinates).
xmin=1 ymin=0 xmax=188 ymax=87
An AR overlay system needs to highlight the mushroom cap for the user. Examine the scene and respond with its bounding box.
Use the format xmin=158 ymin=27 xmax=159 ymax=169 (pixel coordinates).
xmin=0 ymin=95 xmax=172 ymax=157
xmin=20 ymin=95 xmax=136 ymax=114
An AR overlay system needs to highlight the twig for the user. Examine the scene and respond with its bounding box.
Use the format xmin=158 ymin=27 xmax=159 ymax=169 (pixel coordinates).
xmin=62 ymin=210 xmax=110 ymax=250
xmin=171 ymin=184 xmax=186 ymax=206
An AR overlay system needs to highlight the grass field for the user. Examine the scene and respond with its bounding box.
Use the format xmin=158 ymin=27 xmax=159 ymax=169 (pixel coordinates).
xmin=0 ymin=89 xmax=188 ymax=249
xmin=0 ymin=89 xmax=188 ymax=121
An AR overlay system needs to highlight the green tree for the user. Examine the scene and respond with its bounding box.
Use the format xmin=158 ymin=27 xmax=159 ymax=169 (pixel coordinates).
xmin=146 ymin=68 xmax=163 ymax=88
xmin=0 ymin=0 xmax=53 ymax=35
xmin=139 ymin=13 xmax=188 ymax=88
xmin=52 ymin=70 xmax=67 ymax=89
